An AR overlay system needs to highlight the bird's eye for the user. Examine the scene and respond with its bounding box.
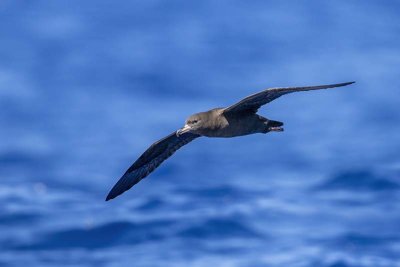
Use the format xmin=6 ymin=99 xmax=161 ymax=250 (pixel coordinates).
xmin=187 ymin=119 xmax=199 ymax=125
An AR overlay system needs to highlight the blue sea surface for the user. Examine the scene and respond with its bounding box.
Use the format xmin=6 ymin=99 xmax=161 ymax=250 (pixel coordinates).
xmin=1 ymin=1 xmax=400 ymax=266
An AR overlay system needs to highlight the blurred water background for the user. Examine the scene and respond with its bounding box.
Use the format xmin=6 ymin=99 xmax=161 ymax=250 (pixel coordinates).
xmin=1 ymin=1 xmax=400 ymax=266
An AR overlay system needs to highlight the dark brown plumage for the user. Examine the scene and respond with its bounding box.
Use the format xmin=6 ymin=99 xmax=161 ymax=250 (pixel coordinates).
xmin=106 ymin=81 xmax=354 ymax=201
xmin=106 ymin=132 xmax=199 ymax=201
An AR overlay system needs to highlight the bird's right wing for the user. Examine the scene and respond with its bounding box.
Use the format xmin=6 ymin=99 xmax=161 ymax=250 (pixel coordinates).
xmin=106 ymin=131 xmax=200 ymax=201
xmin=223 ymin=81 xmax=355 ymax=114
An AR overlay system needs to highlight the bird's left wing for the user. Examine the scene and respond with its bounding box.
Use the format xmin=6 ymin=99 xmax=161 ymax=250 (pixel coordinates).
xmin=223 ymin=81 xmax=355 ymax=114
xmin=106 ymin=131 xmax=200 ymax=201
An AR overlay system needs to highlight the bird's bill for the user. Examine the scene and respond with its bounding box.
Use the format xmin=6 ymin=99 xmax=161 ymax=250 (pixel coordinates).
xmin=176 ymin=124 xmax=192 ymax=136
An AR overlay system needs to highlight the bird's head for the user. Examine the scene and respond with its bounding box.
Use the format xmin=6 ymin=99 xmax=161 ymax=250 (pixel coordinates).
xmin=176 ymin=113 xmax=205 ymax=136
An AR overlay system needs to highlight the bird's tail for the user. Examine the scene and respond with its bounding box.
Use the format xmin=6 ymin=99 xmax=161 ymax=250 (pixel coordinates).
xmin=265 ymin=120 xmax=284 ymax=132
xmin=267 ymin=120 xmax=283 ymax=127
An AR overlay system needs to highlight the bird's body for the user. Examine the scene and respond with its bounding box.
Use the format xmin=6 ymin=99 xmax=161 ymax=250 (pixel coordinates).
xmin=187 ymin=108 xmax=275 ymax=138
xmin=106 ymin=81 xmax=355 ymax=201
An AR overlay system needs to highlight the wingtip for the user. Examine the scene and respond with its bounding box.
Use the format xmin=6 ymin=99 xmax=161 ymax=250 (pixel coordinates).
xmin=329 ymin=81 xmax=355 ymax=89
xmin=342 ymin=81 xmax=356 ymax=86
xmin=105 ymin=191 xmax=117 ymax=201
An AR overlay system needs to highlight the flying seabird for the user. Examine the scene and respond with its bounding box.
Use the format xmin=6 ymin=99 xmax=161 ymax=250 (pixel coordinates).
xmin=106 ymin=81 xmax=354 ymax=201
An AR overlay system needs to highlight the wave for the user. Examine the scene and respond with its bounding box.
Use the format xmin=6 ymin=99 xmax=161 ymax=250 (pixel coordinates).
xmin=14 ymin=220 xmax=174 ymax=250
xmin=316 ymin=170 xmax=400 ymax=192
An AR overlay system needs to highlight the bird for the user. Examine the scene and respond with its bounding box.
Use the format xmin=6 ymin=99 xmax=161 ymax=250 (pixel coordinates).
xmin=106 ymin=81 xmax=354 ymax=201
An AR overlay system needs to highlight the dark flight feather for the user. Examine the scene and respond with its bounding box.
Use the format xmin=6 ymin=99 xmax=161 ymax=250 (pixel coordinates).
xmin=223 ymin=82 xmax=355 ymax=114
xmin=106 ymin=132 xmax=200 ymax=201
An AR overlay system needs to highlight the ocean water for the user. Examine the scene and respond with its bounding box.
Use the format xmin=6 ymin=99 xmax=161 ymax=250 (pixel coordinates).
xmin=1 ymin=1 xmax=400 ymax=266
